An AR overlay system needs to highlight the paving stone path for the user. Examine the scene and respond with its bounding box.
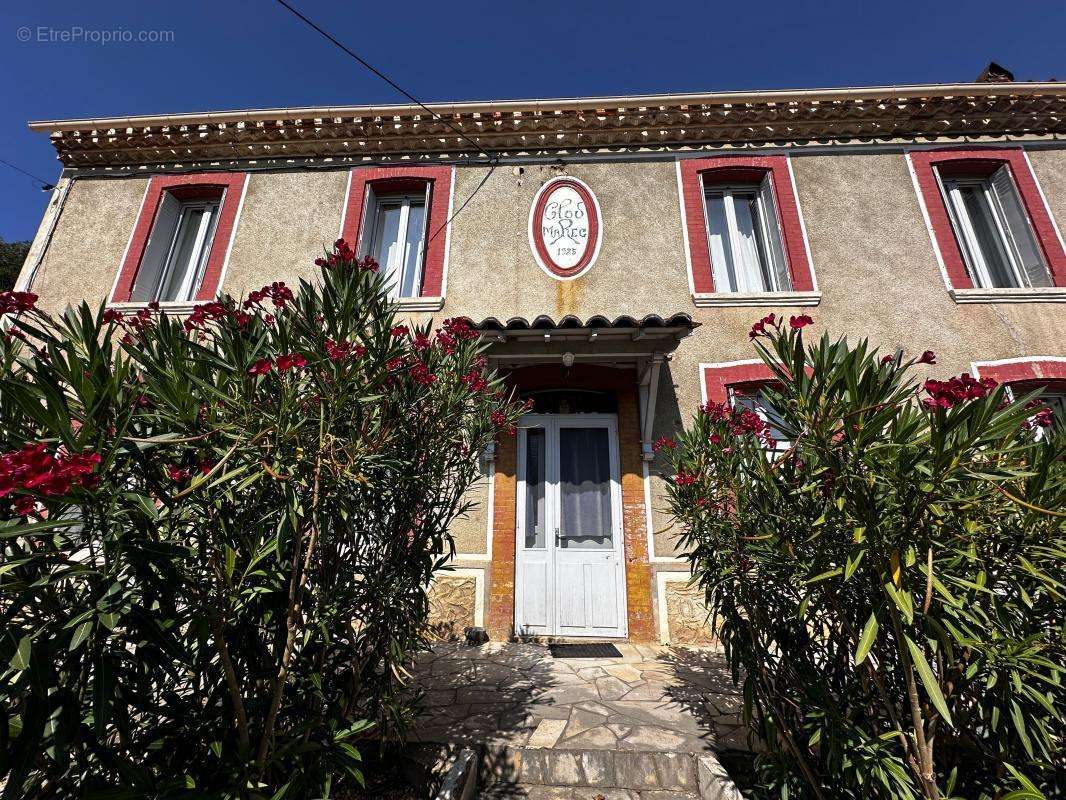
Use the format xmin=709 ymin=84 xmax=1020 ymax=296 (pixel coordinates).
xmin=410 ymin=641 xmax=748 ymax=798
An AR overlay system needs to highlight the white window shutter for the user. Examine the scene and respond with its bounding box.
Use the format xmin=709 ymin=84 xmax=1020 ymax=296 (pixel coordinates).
xmin=356 ymin=185 xmax=376 ymax=258
xmin=990 ymin=166 xmax=1051 ymax=288
xmin=759 ymin=176 xmax=792 ymax=291
xmin=130 ymin=192 xmax=182 ymax=303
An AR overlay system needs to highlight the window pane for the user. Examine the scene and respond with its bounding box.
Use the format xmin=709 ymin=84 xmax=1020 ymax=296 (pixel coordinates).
xmin=130 ymin=193 xmax=182 ymax=303
xmin=157 ymin=203 xmax=217 ymax=302
xmin=959 ymin=185 xmax=1019 ymax=288
xmin=705 ymin=193 xmax=738 ymax=292
xmin=524 ymin=428 xmax=546 ymax=549
xmin=371 ymin=202 xmax=404 ymax=288
xmin=559 ymin=427 xmax=613 ymax=550
xmin=733 ymin=392 xmax=790 ymax=451
xmin=399 ymin=200 xmax=426 ymax=298
xmin=730 ymin=191 xmax=768 ymax=292
xmin=758 ymin=177 xmax=792 ymax=292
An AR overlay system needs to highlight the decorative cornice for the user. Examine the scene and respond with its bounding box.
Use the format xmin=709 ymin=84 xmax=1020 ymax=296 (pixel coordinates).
xmin=28 ymin=82 xmax=1066 ymax=168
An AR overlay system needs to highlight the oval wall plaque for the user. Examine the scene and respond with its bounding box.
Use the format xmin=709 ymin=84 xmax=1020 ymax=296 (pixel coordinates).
xmin=528 ymin=176 xmax=602 ymax=279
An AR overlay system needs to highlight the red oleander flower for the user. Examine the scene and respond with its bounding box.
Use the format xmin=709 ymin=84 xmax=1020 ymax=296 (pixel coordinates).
xmin=443 ymin=317 xmax=479 ymax=341
xmin=490 ymin=409 xmax=508 ymax=428
xmin=922 ymin=374 xmax=997 ymax=410
xmin=165 ymin=465 xmax=190 ymax=482
xmin=0 ymin=444 xmax=101 ymax=504
xmin=917 ymin=350 xmax=936 ymax=365
xmin=197 ymin=457 xmax=217 ymax=475
xmin=653 ymin=435 xmax=676 ymax=451
xmin=248 ymin=358 xmax=273 ymax=376
xmin=674 ymin=470 xmax=698 ymax=486
xmin=410 ymin=362 xmax=437 ymax=385
xmin=0 ymin=291 xmax=38 ymax=315
xmin=386 ymin=356 xmax=406 ymax=371
xmin=148 ymin=301 xmax=161 ymax=311
xmin=276 ymin=353 xmax=308 ymax=372
xmin=880 ymin=354 xmax=895 ymax=365
xmin=413 ymin=333 xmax=431 ymax=351
xmin=390 ymin=325 xmax=409 ymax=337
xmin=103 ymin=308 xmax=124 ymax=324
xmin=460 ymin=369 xmax=488 ymax=392
xmin=789 ymin=314 xmax=813 ymax=329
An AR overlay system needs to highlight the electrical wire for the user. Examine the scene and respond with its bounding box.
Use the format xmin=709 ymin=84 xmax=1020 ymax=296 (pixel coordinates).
xmin=270 ymin=0 xmax=504 ymax=244
xmin=0 ymin=158 xmax=54 ymax=191
xmin=271 ymin=0 xmax=494 ymax=160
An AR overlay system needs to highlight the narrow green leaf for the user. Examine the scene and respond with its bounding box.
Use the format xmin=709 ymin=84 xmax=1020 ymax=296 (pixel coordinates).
xmin=855 ymin=613 xmax=879 ymax=665
xmin=905 ymin=636 xmax=953 ymax=727
xmin=10 ymin=636 xmax=31 ymax=670
xmin=69 ymin=620 xmax=93 ymax=652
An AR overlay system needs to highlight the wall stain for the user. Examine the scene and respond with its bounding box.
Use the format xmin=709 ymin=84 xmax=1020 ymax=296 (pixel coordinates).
xmin=555 ymin=278 xmax=583 ymax=318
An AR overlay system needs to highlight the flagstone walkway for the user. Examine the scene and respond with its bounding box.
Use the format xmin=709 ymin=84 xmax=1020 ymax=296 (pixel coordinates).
xmin=409 ymin=641 xmax=749 ymax=797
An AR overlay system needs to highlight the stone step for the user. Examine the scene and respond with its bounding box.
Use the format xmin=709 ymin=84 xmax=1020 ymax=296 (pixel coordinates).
xmin=480 ymin=746 xmax=742 ymax=799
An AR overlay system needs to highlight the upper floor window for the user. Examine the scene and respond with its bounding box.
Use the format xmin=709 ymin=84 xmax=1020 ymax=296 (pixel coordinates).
xmin=908 ymin=149 xmax=1066 ymax=296
xmin=112 ymin=173 xmax=247 ymax=307
xmin=131 ymin=193 xmax=221 ymax=303
xmin=679 ymin=155 xmax=817 ymax=305
xmin=704 ymin=178 xmax=790 ymax=293
xmin=973 ymin=358 xmax=1066 ymax=439
xmin=362 ymin=187 xmax=427 ymax=299
xmin=341 ymin=166 xmax=454 ymax=309
xmin=728 ymin=383 xmax=790 ymax=455
xmin=938 ymin=166 xmax=1051 ymax=289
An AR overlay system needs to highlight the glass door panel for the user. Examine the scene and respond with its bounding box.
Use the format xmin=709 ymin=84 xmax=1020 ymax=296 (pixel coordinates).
xmin=558 ymin=427 xmax=613 ymax=549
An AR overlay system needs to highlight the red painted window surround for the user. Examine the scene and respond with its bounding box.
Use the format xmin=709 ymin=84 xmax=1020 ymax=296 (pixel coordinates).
xmin=909 ymin=148 xmax=1066 ymax=289
xmin=972 ymin=357 xmax=1066 ymax=386
xmin=113 ymin=173 xmax=247 ymax=303
xmin=701 ymin=361 xmax=777 ymax=405
xmin=679 ymin=155 xmax=814 ymax=294
xmin=340 ymin=166 xmax=453 ymax=298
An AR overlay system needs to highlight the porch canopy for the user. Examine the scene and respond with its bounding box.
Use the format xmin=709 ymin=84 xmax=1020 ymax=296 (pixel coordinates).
xmin=474 ymin=313 xmax=698 ymax=461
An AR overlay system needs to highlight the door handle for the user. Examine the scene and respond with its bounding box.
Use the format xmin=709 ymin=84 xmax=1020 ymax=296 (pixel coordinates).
xmin=555 ymin=528 xmax=561 ymax=545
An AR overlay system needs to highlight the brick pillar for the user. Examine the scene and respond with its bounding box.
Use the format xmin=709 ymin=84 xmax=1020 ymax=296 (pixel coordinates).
xmin=617 ymin=384 xmax=656 ymax=642
xmin=485 ymin=434 xmax=518 ymax=640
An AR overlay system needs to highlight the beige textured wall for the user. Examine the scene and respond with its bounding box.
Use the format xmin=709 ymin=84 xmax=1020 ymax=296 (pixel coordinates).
xmin=220 ymin=170 xmax=348 ymax=296
xmin=441 ymin=161 xmax=692 ymax=321
xmin=29 ymin=176 xmax=149 ymax=316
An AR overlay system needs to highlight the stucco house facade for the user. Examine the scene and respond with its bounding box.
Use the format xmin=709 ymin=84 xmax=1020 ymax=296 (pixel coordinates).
xmin=16 ymin=79 xmax=1066 ymax=644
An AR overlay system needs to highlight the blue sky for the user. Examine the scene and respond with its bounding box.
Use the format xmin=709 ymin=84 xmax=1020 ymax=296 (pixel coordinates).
xmin=2 ymin=0 xmax=1064 ymax=241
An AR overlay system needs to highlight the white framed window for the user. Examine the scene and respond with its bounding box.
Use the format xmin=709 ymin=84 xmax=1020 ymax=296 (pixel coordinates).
xmin=1004 ymin=383 xmax=1065 ymax=440
xmin=131 ymin=194 xmax=220 ymax=303
xmin=703 ymin=177 xmax=791 ymax=293
xmin=359 ymin=186 xmax=429 ymax=299
xmin=938 ymin=166 xmax=1052 ymax=290
xmin=729 ymin=385 xmax=791 ymax=455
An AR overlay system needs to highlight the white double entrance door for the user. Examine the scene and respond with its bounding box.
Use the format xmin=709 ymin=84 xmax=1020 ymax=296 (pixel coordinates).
xmin=515 ymin=414 xmax=628 ymax=638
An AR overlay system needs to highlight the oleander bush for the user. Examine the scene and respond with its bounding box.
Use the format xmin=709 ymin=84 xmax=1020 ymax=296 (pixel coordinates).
xmin=0 ymin=241 xmax=524 ymax=799
xmin=663 ymin=315 xmax=1063 ymax=800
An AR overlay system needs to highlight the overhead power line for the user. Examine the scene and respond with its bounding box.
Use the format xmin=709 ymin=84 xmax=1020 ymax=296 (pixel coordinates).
xmin=270 ymin=0 xmax=501 ymax=244
xmin=0 ymin=158 xmax=54 ymax=191
xmin=272 ymin=0 xmax=494 ymax=160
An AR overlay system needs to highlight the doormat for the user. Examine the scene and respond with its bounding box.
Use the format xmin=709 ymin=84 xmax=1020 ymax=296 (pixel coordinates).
xmin=547 ymin=642 xmax=623 ymax=659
